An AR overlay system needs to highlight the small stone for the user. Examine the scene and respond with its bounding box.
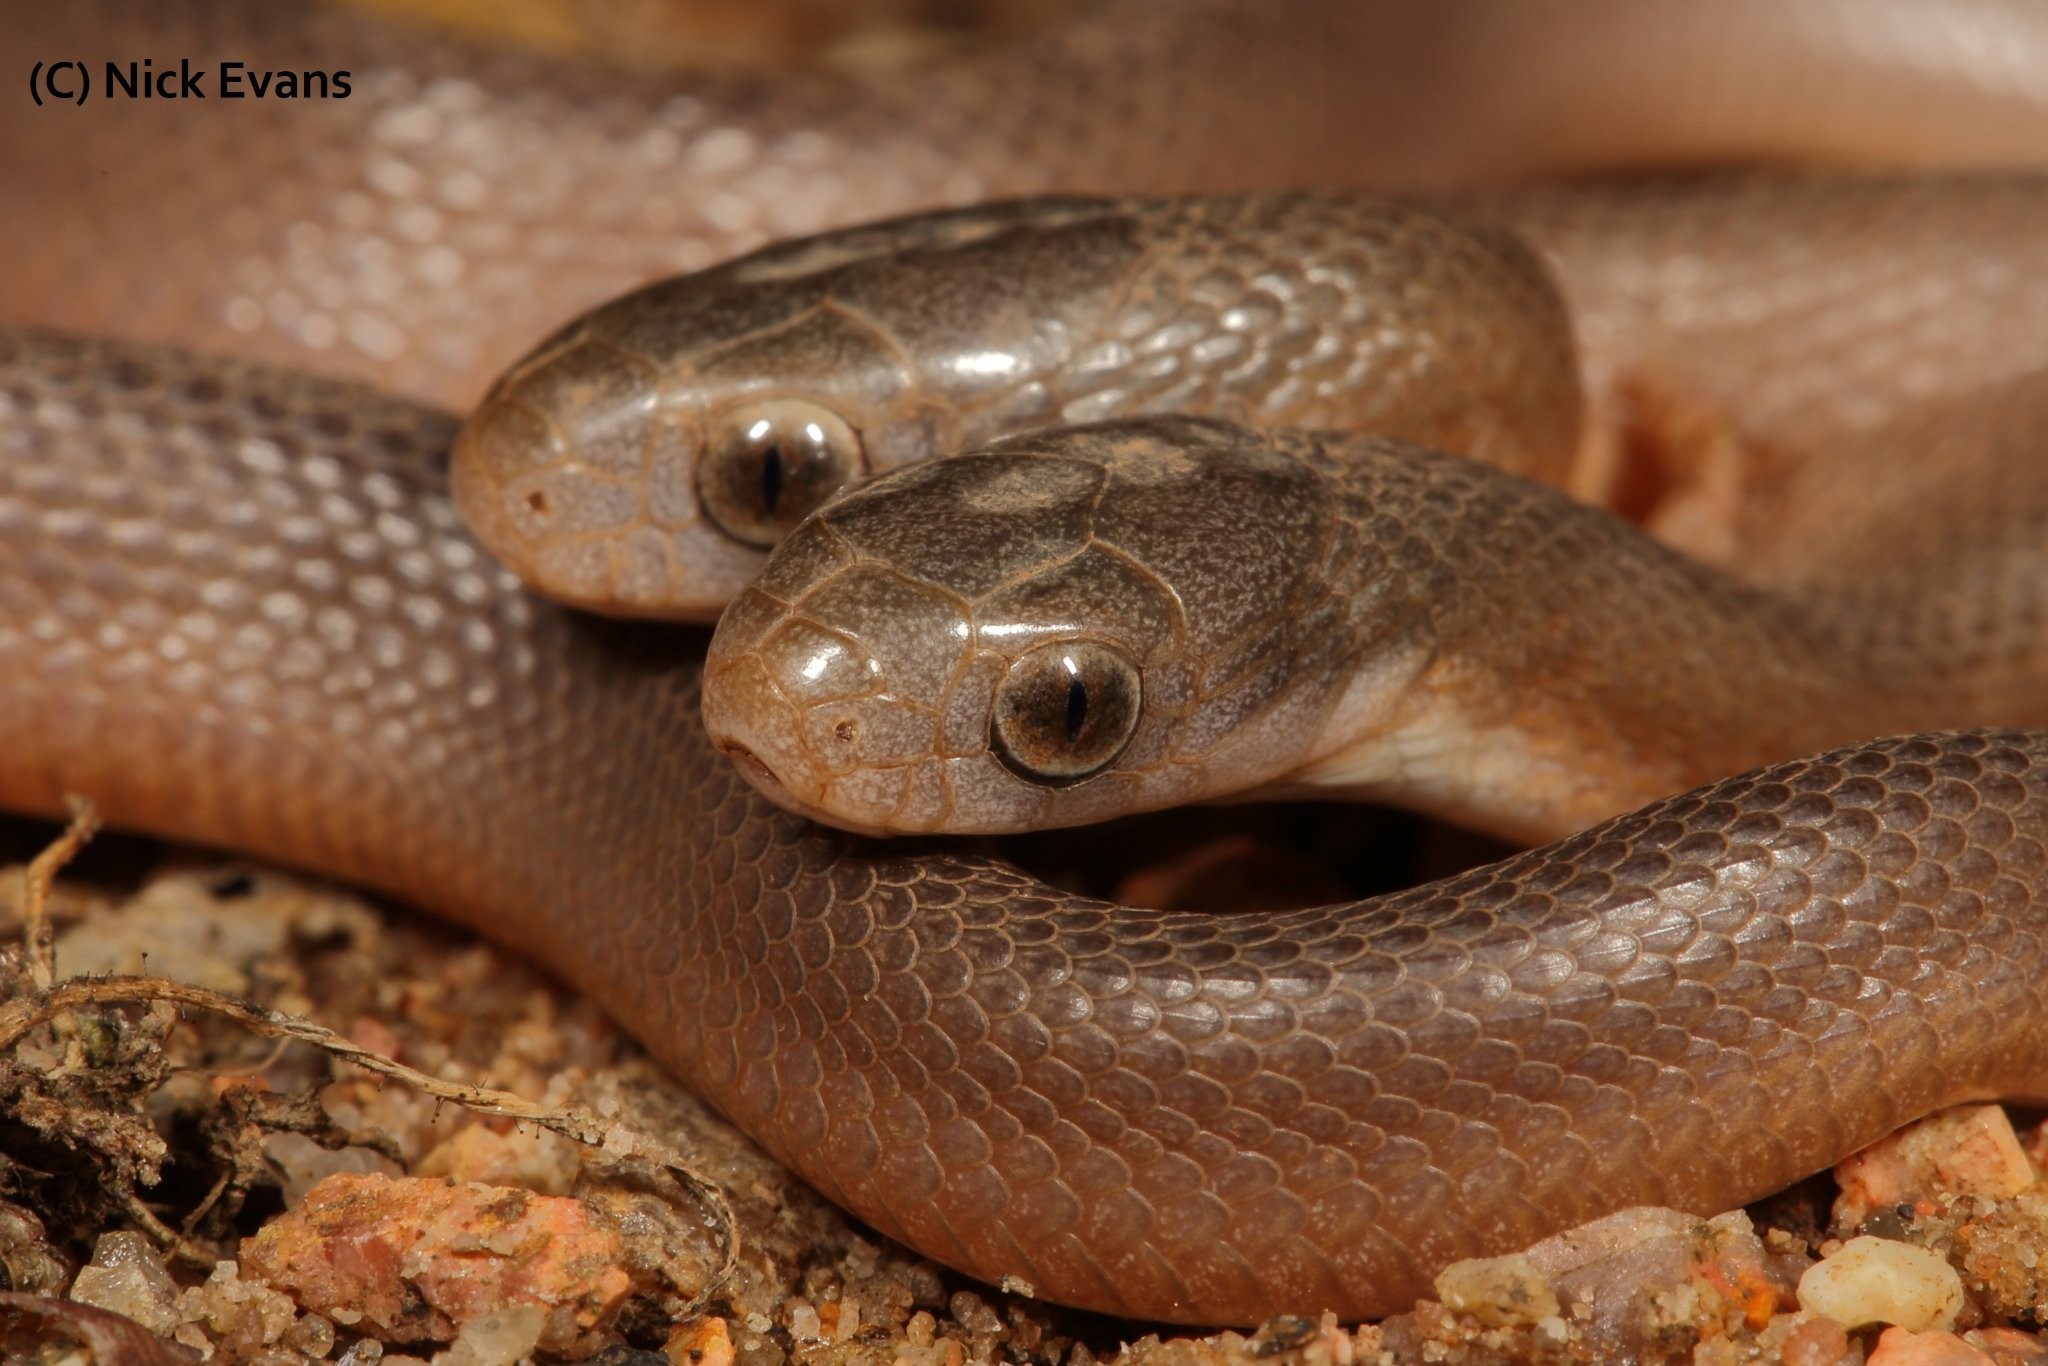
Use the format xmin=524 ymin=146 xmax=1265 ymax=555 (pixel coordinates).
xmin=666 ymin=1315 xmax=735 ymax=1366
xmin=1965 ymin=1327 xmax=2048 ymax=1363
xmin=439 ymin=1304 xmax=546 ymax=1366
xmin=180 ymin=1259 xmax=299 ymax=1352
xmin=49 ymin=869 xmax=334 ymax=991
xmin=242 ymin=1172 xmax=635 ymax=1350
xmin=1525 ymin=1207 xmax=1792 ymax=1353
xmin=265 ymin=1130 xmax=405 ymax=1204
xmin=1837 ymin=1107 xmax=2035 ymax=1229
xmin=1432 ymin=1252 xmax=1560 ymax=1327
xmin=282 ymin=1312 xmax=337 ymax=1356
xmin=68 ymin=1230 xmax=182 ymax=1335
xmin=416 ymin=1120 xmax=578 ymax=1195
xmin=1765 ymin=1313 xmax=1854 ymax=1366
xmin=1866 ymin=1325 xmax=1995 ymax=1365
xmin=1797 ymin=1236 xmax=1964 ymax=1332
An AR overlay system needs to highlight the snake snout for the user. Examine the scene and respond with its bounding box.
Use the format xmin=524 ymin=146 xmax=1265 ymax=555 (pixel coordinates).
xmin=713 ymin=735 xmax=901 ymax=839
xmin=717 ymin=739 xmax=790 ymax=803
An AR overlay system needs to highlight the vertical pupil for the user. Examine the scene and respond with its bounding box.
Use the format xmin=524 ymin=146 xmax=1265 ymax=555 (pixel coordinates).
xmin=760 ymin=442 xmax=784 ymax=512
xmin=1064 ymin=676 xmax=1089 ymax=743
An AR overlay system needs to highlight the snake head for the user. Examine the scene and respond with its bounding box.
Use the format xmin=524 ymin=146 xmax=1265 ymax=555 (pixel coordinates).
xmin=449 ymin=198 xmax=1147 ymax=621
xmin=701 ymin=415 xmax=1417 ymax=836
xmin=449 ymin=275 xmax=904 ymax=621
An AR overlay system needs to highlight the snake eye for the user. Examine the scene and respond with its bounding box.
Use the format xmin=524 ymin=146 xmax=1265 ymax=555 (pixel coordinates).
xmin=697 ymin=399 xmax=863 ymax=547
xmin=991 ymin=640 xmax=1141 ymax=786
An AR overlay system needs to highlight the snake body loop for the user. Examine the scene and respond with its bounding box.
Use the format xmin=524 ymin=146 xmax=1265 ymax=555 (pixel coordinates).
xmin=5 ymin=329 xmax=2048 ymax=1325
xmin=13 ymin=0 xmax=2048 ymax=409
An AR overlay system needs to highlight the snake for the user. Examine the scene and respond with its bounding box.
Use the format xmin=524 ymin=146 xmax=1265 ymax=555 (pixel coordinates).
xmin=10 ymin=0 xmax=2048 ymax=1332
xmin=447 ymin=178 xmax=2048 ymax=622
xmin=9 ymin=327 xmax=2048 ymax=1328
xmin=695 ymin=415 xmax=2048 ymax=842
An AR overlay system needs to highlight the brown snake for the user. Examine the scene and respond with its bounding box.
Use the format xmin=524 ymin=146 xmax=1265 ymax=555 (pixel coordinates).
xmin=7 ymin=328 xmax=2048 ymax=1326
xmin=8 ymin=0 xmax=2048 ymax=1330
xmin=449 ymin=179 xmax=2048 ymax=623
xmin=696 ymin=418 xmax=2048 ymax=843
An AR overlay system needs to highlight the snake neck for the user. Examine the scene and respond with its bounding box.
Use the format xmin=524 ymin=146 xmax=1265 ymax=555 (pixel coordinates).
xmin=1275 ymin=439 xmax=2045 ymax=845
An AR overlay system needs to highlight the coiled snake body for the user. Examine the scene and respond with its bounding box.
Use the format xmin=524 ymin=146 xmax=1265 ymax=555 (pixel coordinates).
xmin=7 ymin=0 xmax=2048 ymax=1329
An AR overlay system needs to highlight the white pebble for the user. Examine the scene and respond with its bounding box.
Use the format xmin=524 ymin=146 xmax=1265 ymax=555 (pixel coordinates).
xmin=1797 ymin=1235 xmax=1964 ymax=1332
